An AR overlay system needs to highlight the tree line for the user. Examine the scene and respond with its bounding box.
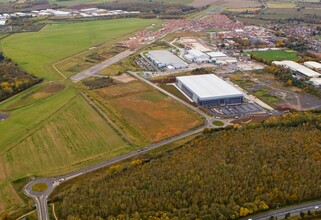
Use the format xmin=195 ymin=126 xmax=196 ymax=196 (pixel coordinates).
xmin=0 ymin=56 xmax=42 ymax=102
xmin=98 ymin=1 xmax=199 ymax=16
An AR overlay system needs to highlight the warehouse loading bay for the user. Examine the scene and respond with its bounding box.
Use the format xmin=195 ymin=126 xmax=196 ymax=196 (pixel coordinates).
xmin=209 ymin=103 xmax=266 ymax=118
xmin=173 ymin=74 xmax=272 ymax=118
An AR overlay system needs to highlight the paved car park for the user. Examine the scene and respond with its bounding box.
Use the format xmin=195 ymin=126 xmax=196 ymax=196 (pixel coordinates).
xmin=209 ymin=103 xmax=266 ymax=117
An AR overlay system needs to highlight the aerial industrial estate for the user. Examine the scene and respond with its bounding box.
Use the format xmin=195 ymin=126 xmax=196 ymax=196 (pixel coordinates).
xmin=1 ymin=0 xmax=321 ymax=219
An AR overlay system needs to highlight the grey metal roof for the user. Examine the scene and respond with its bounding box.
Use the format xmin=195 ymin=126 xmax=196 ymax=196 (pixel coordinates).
xmin=177 ymin=74 xmax=243 ymax=100
xmin=147 ymin=50 xmax=188 ymax=69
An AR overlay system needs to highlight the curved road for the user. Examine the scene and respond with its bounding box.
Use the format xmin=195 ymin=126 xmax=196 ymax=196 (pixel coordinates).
xmin=24 ymin=120 xmax=220 ymax=220
xmin=24 ymin=70 xmax=229 ymax=220
xmin=242 ymin=201 xmax=321 ymax=220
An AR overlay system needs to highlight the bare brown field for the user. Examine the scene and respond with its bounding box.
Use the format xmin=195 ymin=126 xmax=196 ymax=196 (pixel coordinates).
xmin=94 ymin=81 xmax=203 ymax=143
xmin=111 ymin=74 xmax=136 ymax=83
xmin=190 ymin=0 xmax=261 ymax=8
xmin=266 ymin=2 xmax=296 ymax=8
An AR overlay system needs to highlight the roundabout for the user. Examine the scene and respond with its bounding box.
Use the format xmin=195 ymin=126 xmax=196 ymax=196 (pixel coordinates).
xmin=32 ymin=182 xmax=48 ymax=193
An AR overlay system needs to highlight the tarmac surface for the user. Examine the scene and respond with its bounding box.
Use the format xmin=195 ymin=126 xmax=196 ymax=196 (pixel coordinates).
xmin=70 ymin=50 xmax=134 ymax=82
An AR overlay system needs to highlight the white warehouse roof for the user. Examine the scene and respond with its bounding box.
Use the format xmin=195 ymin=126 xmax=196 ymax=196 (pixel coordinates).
xmin=304 ymin=61 xmax=321 ymax=70
xmin=207 ymin=51 xmax=227 ymax=58
xmin=310 ymin=78 xmax=321 ymax=87
xmin=147 ymin=50 xmax=188 ymax=69
xmin=176 ymin=74 xmax=243 ymax=100
xmin=272 ymin=60 xmax=321 ymax=78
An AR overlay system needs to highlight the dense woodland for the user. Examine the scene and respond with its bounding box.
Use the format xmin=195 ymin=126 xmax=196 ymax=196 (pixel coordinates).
xmin=52 ymin=113 xmax=321 ymax=220
xmin=99 ymin=1 xmax=198 ymax=15
xmin=0 ymin=56 xmax=42 ymax=101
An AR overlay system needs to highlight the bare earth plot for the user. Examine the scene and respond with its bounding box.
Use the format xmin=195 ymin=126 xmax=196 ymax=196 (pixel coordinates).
xmin=266 ymin=2 xmax=296 ymax=8
xmin=93 ymin=80 xmax=203 ymax=143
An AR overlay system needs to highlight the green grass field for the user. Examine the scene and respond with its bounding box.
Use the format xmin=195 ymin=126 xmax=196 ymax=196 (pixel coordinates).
xmin=2 ymin=18 xmax=157 ymax=80
xmin=0 ymin=86 xmax=78 ymax=155
xmin=1 ymin=93 xmax=130 ymax=180
xmin=2 ymin=83 xmax=65 ymax=111
xmin=249 ymin=50 xmax=298 ymax=61
xmin=0 ymin=85 xmax=133 ymax=215
xmin=212 ymin=120 xmax=224 ymax=126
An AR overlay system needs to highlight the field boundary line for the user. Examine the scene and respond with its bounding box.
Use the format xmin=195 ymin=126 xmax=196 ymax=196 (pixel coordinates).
xmin=51 ymin=49 xmax=90 ymax=80
xmin=16 ymin=210 xmax=36 ymax=220
xmin=52 ymin=63 xmax=67 ymax=80
xmin=81 ymin=92 xmax=135 ymax=146
xmin=51 ymin=203 xmax=58 ymax=220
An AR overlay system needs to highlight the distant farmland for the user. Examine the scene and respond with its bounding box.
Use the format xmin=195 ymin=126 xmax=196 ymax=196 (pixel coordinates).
xmin=2 ymin=18 xmax=157 ymax=80
xmin=248 ymin=50 xmax=298 ymax=61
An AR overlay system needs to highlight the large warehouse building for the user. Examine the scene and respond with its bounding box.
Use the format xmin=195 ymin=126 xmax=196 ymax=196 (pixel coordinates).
xmin=176 ymin=74 xmax=244 ymax=106
xmin=146 ymin=50 xmax=188 ymax=69
xmin=272 ymin=60 xmax=320 ymax=78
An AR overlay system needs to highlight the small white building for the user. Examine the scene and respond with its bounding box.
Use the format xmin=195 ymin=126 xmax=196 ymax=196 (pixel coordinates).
xmin=304 ymin=61 xmax=321 ymax=71
xmin=207 ymin=51 xmax=228 ymax=59
xmin=0 ymin=19 xmax=7 ymax=26
xmin=53 ymin=11 xmax=71 ymax=16
xmin=309 ymin=78 xmax=321 ymax=87
xmin=207 ymin=51 xmax=237 ymax=64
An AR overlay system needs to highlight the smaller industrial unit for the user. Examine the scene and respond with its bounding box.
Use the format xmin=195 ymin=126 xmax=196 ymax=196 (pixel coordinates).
xmin=304 ymin=61 xmax=321 ymax=71
xmin=146 ymin=50 xmax=188 ymax=69
xmin=176 ymin=74 xmax=244 ymax=106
